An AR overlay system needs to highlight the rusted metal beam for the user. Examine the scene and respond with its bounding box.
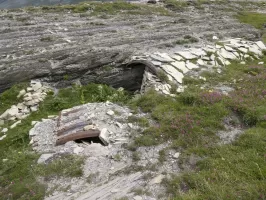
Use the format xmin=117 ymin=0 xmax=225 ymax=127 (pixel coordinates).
xmin=57 ymin=121 xmax=89 ymax=136
xmin=55 ymin=130 xmax=100 ymax=146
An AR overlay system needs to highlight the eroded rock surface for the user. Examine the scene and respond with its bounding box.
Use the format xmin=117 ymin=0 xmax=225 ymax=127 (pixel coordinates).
xmin=0 ymin=2 xmax=262 ymax=92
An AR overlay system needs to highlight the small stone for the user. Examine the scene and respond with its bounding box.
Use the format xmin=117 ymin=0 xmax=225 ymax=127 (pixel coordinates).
xmin=240 ymin=61 xmax=246 ymax=65
xmin=133 ymin=196 xmax=143 ymax=200
xmin=2 ymin=159 xmax=8 ymax=162
xmin=1 ymin=128 xmax=8 ymax=133
xmin=84 ymin=124 xmax=97 ymax=131
xmin=31 ymin=121 xmax=39 ymax=126
xmin=37 ymin=153 xmax=54 ymax=164
xmin=32 ymin=82 xmax=42 ymax=91
xmin=17 ymin=89 xmax=26 ymax=98
xmin=23 ymin=96 xmax=32 ymax=101
xmin=29 ymin=138 xmax=34 ymax=145
xmin=30 ymin=106 xmax=38 ymax=112
xmin=176 ymin=51 xmax=197 ymax=60
xmin=173 ymin=152 xmax=180 ymax=159
xmin=48 ymin=115 xmax=56 ymax=119
xmin=0 ymin=135 xmax=6 ymax=140
xmin=255 ymin=41 xmax=266 ymax=50
xmin=258 ymin=62 xmax=264 ymax=65
xmin=99 ymin=128 xmax=109 ymax=145
xmin=186 ymin=61 xmax=199 ymax=70
xmin=116 ymin=122 xmax=123 ymax=129
xmin=0 ymin=120 xmax=4 ymax=126
xmin=149 ymin=174 xmax=165 ymax=185
xmin=162 ymin=90 xmax=170 ymax=95
xmin=128 ymin=123 xmax=133 ymax=129
xmin=10 ymin=120 xmax=21 ymax=129
xmin=213 ymin=36 xmax=218 ymax=40
xmin=107 ymin=110 xmax=114 ymax=116
xmin=26 ymin=87 xmax=33 ymax=92
xmin=73 ymin=146 xmax=84 ymax=154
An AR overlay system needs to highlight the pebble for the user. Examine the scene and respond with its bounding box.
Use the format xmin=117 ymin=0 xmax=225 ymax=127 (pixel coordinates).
xmin=173 ymin=152 xmax=180 ymax=159
xmin=1 ymin=128 xmax=8 ymax=133
xmin=107 ymin=110 xmax=115 ymax=116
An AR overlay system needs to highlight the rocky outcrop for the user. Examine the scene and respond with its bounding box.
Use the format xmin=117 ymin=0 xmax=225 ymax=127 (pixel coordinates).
xmin=0 ymin=4 xmax=261 ymax=92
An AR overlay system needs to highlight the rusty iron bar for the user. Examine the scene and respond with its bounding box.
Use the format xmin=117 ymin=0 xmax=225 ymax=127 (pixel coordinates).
xmin=57 ymin=121 xmax=90 ymax=136
xmin=55 ymin=130 xmax=100 ymax=146
xmin=61 ymin=107 xmax=84 ymax=116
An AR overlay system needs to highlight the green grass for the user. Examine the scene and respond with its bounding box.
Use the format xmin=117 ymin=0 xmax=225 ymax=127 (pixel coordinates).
xmin=164 ymin=127 xmax=266 ymax=200
xmin=236 ymin=12 xmax=266 ymax=43
xmin=128 ymin=55 xmax=266 ymax=199
xmin=0 ymin=83 xmax=129 ymax=199
xmin=35 ymin=155 xmax=84 ymax=179
xmin=236 ymin=12 xmax=266 ymax=30
xmin=27 ymin=1 xmax=170 ymax=16
xmin=0 ymin=83 xmax=28 ymax=114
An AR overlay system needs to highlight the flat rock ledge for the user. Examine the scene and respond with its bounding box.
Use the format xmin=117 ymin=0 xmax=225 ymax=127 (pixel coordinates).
xmin=133 ymin=38 xmax=266 ymax=95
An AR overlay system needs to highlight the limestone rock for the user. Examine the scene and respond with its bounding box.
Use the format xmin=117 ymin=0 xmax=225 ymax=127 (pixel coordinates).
xmin=171 ymin=55 xmax=184 ymax=61
xmin=99 ymin=128 xmax=109 ymax=145
xmin=1 ymin=128 xmax=8 ymax=133
xmin=107 ymin=110 xmax=114 ymax=116
xmin=186 ymin=61 xmax=199 ymax=70
xmin=219 ymin=48 xmax=237 ymax=60
xmin=161 ymin=64 xmax=184 ymax=84
xmin=149 ymin=174 xmax=165 ymax=185
xmin=0 ymin=135 xmax=7 ymax=141
xmin=37 ymin=153 xmax=54 ymax=164
xmin=171 ymin=61 xmax=189 ymax=73
xmin=176 ymin=51 xmax=197 ymax=60
xmin=173 ymin=152 xmax=180 ymax=159
xmin=73 ymin=146 xmax=84 ymax=154
xmin=133 ymin=196 xmax=142 ymax=200
xmin=255 ymin=41 xmax=266 ymax=50
xmin=17 ymin=89 xmax=26 ymax=98
xmin=32 ymin=82 xmax=42 ymax=91
xmin=84 ymin=124 xmax=97 ymax=131
xmin=10 ymin=120 xmax=21 ymax=129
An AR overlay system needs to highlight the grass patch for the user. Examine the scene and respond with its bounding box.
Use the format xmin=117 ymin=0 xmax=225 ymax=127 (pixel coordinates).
xmin=28 ymin=1 xmax=170 ymax=16
xmin=236 ymin=12 xmax=266 ymax=43
xmin=0 ymin=83 xmax=28 ymax=114
xmin=236 ymin=12 xmax=266 ymax=29
xmin=164 ymin=127 xmax=266 ymax=200
xmin=35 ymin=155 xmax=84 ymax=179
xmin=176 ymin=35 xmax=199 ymax=45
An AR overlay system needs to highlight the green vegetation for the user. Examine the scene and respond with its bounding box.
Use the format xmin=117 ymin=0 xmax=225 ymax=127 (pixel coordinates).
xmin=35 ymin=155 xmax=84 ymax=179
xmin=176 ymin=35 xmax=199 ymax=45
xmin=127 ymin=115 xmax=149 ymax=127
xmin=164 ymin=127 xmax=266 ymax=199
xmin=129 ymin=55 xmax=266 ymax=199
xmin=27 ymin=1 xmax=169 ymax=16
xmin=40 ymin=36 xmax=54 ymax=42
xmin=0 ymin=83 xmax=129 ymax=199
xmin=0 ymin=83 xmax=28 ymax=114
xmin=236 ymin=12 xmax=266 ymax=43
